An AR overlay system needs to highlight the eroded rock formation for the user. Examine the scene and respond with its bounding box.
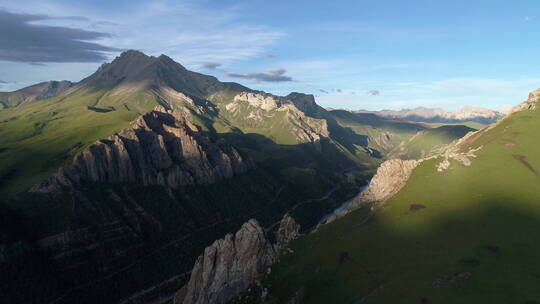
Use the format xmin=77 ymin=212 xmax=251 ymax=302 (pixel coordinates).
xmin=275 ymin=214 xmax=301 ymax=249
xmin=31 ymin=106 xmax=255 ymax=192
xmin=176 ymin=215 xmax=300 ymax=304
xmin=436 ymin=146 xmax=483 ymax=172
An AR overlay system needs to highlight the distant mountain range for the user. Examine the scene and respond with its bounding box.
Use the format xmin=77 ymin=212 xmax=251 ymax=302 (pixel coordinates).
xmin=355 ymin=105 xmax=504 ymax=124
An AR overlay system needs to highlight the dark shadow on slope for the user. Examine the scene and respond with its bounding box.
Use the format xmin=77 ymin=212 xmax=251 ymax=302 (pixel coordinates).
xmin=265 ymin=197 xmax=540 ymax=304
xmin=87 ymin=106 xmax=115 ymax=113
xmin=512 ymin=154 xmax=539 ymax=177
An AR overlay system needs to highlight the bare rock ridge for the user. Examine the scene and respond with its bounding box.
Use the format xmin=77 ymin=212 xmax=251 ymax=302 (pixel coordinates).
xmin=176 ymin=215 xmax=300 ymax=304
xmin=31 ymin=106 xmax=255 ymax=192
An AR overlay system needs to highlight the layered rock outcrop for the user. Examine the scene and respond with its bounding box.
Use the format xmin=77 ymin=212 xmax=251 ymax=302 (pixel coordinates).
xmin=31 ymin=106 xmax=255 ymax=192
xmin=176 ymin=215 xmax=300 ymax=304
xmin=233 ymin=92 xmax=282 ymax=111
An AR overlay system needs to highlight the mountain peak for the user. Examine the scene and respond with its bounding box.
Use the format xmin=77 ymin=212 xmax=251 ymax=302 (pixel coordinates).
xmin=75 ymin=49 xmax=237 ymax=99
xmin=117 ymin=49 xmax=150 ymax=59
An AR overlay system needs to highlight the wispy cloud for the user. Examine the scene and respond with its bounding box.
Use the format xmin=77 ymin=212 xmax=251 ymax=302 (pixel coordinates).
xmin=202 ymin=62 xmax=222 ymax=70
xmin=524 ymin=16 xmax=535 ymax=23
xmin=226 ymin=68 xmax=293 ymax=82
xmin=91 ymin=21 xmax=119 ymax=28
xmin=0 ymin=9 xmax=118 ymax=63
xmin=0 ymin=80 xmax=7 ymax=84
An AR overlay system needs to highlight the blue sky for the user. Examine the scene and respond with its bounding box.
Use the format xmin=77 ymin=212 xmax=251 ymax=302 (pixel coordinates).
xmin=1 ymin=0 xmax=540 ymax=110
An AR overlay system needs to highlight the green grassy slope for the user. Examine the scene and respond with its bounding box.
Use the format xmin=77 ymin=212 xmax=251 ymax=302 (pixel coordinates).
xmin=0 ymin=89 xmax=157 ymax=196
xmin=329 ymin=110 xmax=425 ymax=155
xmin=400 ymin=125 xmax=475 ymax=159
xmin=263 ymin=100 xmax=540 ymax=303
xmin=0 ymin=91 xmax=25 ymax=109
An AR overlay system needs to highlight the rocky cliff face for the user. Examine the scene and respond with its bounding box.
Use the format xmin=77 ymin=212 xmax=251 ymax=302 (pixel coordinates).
xmin=275 ymin=214 xmax=301 ymax=249
xmin=176 ymin=215 xmax=300 ymax=304
xmin=322 ymin=159 xmax=420 ymax=224
xmin=354 ymin=158 xmax=419 ymax=204
xmin=31 ymin=106 xmax=255 ymax=192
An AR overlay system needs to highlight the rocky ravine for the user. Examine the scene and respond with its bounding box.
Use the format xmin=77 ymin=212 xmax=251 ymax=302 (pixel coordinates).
xmin=175 ymin=215 xmax=300 ymax=304
xmin=32 ymin=106 xmax=255 ymax=192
